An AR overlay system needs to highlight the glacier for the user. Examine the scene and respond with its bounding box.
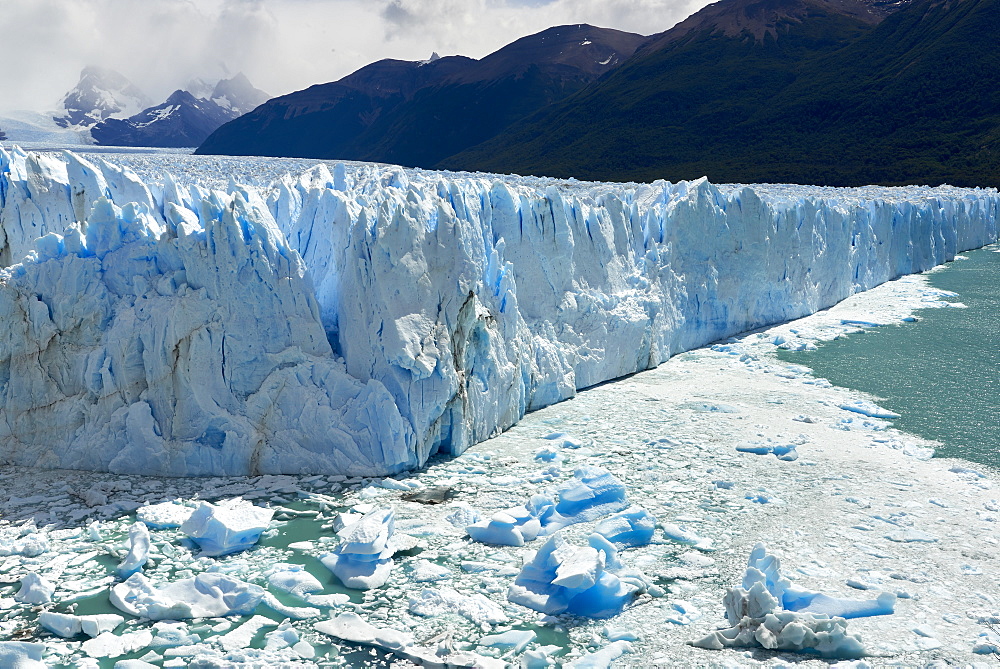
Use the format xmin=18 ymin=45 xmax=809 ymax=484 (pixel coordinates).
xmin=0 ymin=145 xmax=997 ymax=476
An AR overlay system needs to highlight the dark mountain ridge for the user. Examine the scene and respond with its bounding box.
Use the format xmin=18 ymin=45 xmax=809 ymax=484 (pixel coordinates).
xmin=195 ymin=24 xmax=647 ymax=165
xmin=445 ymin=0 xmax=1000 ymax=187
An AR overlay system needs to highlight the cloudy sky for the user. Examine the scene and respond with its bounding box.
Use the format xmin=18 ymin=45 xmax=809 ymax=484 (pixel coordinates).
xmin=1 ymin=0 xmax=711 ymax=112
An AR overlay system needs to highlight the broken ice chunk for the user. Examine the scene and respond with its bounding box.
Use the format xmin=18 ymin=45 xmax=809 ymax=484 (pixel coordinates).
xmin=110 ymin=572 xmax=265 ymax=620
xmin=149 ymin=621 xmax=199 ymax=647
xmin=180 ymin=499 xmax=274 ymax=557
xmin=266 ymin=564 xmax=323 ymax=598
xmin=839 ymin=400 xmax=900 ymax=419
xmin=407 ymin=558 xmax=451 ymax=582
xmin=264 ymin=620 xmax=300 ymax=650
xmin=320 ymin=506 xmax=396 ymax=589
xmin=15 ymin=572 xmax=54 ymax=604
xmin=408 ymin=587 xmax=508 ymax=625
xmin=478 ymin=629 xmax=536 ymax=653
xmin=466 ymin=466 xmax=629 ymax=547
xmin=38 ymin=612 xmax=124 ymax=638
xmin=444 ymin=502 xmax=481 ymax=528
xmin=660 ymin=524 xmax=714 ymax=551
xmin=217 ymin=615 xmax=278 ymax=651
xmin=784 ymin=590 xmax=897 ymax=619
xmin=314 ymin=612 xmax=412 ymax=652
xmin=0 ymin=642 xmax=45 ymax=668
xmin=466 ymin=506 xmax=541 ymax=547
xmin=566 ymin=640 xmax=633 ymax=668
xmin=118 ymin=521 xmax=151 ymax=578
xmin=82 ymin=629 xmax=153 ymax=658
xmin=136 ymin=501 xmax=193 ymax=529
xmin=594 ymin=507 xmax=656 ymax=547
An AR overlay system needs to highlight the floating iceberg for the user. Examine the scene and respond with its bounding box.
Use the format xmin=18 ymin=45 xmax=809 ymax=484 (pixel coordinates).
xmin=507 ymin=534 xmax=639 ymax=618
xmin=38 ymin=612 xmax=123 ymax=638
xmin=466 ymin=466 xmax=628 ymax=546
xmin=1 ymin=147 xmax=997 ymax=476
xmin=14 ymin=572 xmax=54 ymax=604
xmin=110 ymin=571 xmax=265 ymax=620
xmin=320 ymin=506 xmax=397 ymax=589
xmin=117 ymin=521 xmax=151 ymax=578
xmin=691 ymin=543 xmax=895 ymax=658
xmin=180 ymin=499 xmax=273 ymax=557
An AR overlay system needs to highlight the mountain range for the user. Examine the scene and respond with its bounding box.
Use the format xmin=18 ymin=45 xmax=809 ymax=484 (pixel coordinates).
xmin=195 ymin=24 xmax=647 ymax=165
xmin=198 ymin=0 xmax=1000 ymax=187
xmin=0 ymin=68 xmax=269 ymax=148
xmin=91 ymin=73 xmax=269 ymax=147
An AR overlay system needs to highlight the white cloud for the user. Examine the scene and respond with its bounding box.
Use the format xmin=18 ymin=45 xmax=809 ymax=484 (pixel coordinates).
xmin=0 ymin=0 xmax=711 ymax=112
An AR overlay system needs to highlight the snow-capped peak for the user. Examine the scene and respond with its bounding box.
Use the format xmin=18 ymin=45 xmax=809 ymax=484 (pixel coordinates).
xmin=53 ymin=66 xmax=152 ymax=129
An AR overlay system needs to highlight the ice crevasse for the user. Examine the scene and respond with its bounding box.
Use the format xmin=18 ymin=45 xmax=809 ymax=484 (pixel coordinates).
xmin=0 ymin=146 xmax=997 ymax=476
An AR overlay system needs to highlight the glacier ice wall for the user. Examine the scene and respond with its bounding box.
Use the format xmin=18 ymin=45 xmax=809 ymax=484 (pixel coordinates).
xmin=1 ymin=146 xmax=997 ymax=475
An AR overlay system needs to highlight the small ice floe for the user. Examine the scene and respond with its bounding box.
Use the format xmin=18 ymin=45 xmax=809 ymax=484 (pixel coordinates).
xmin=315 ymin=612 xmax=504 ymax=668
xmin=605 ymin=625 xmax=639 ymax=642
xmin=884 ymin=529 xmax=938 ymax=543
xmin=82 ymin=629 xmax=153 ymax=658
xmin=467 ymin=466 xmax=628 ymax=546
xmin=118 ymin=521 xmax=151 ymax=579
xmin=38 ymin=612 xmax=123 ymax=638
xmin=135 ymin=501 xmax=193 ymax=529
xmin=691 ymin=543 xmax=895 ymax=659
xmin=534 ymin=446 xmax=563 ymax=462
xmin=110 ymin=572 xmax=265 ymax=619
xmin=736 ymin=440 xmax=799 ymax=461
xmin=265 ymin=563 xmax=349 ymax=607
xmin=565 ymin=640 xmax=633 ymax=668
xmin=664 ymin=599 xmax=702 ymax=625
xmin=407 ymin=558 xmax=452 ymax=582
xmin=467 ymin=506 xmax=542 ymax=547
xmin=150 ymin=620 xmax=199 ymax=647
xmin=0 ymin=523 xmax=49 ymax=557
xmin=217 ymin=615 xmax=278 ymax=651
xmin=543 ymin=432 xmax=584 ymax=448
xmin=746 ymin=489 xmax=785 ymax=505
xmin=522 ymin=645 xmax=564 ymax=668
xmin=180 ymin=499 xmax=274 ymax=557
xmin=478 ymin=629 xmax=536 ymax=653
xmin=0 ymin=642 xmax=45 ymax=668
xmin=15 ymin=572 xmax=54 ymax=604
xmin=839 ymin=400 xmax=900 ymax=420
xmin=660 ymin=524 xmax=714 ymax=551
xmin=409 ymin=587 xmax=508 ymax=625
xmin=445 ymin=502 xmax=481 ymax=528
xmin=507 ymin=534 xmax=639 ymax=618
xmin=594 ymin=507 xmax=657 ymax=547
xmin=320 ymin=506 xmax=400 ymax=589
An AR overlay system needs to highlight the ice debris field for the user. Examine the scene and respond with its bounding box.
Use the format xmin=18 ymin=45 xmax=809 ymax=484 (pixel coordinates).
xmin=0 ymin=147 xmax=998 ymax=667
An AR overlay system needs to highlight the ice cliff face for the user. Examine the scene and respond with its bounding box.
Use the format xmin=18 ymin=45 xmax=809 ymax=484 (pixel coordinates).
xmin=1 ymin=146 xmax=997 ymax=475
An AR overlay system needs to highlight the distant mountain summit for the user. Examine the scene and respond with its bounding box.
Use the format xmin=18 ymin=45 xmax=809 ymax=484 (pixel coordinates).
xmin=207 ymin=72 xmax=270 ymax=115
xmin=196 ymin=24 xmax=647 ymax=165
xmin=646 ymin=0 xmax=905 ymax=46
xmin=53 ymin=66 xmax=152 ymax=129
xmin=91 ymin=73 xmax=270 ymax=148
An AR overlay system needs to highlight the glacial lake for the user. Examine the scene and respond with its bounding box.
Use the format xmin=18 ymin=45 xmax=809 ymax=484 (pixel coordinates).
xmin=778 ymin=244 xmax=1000 ymax=469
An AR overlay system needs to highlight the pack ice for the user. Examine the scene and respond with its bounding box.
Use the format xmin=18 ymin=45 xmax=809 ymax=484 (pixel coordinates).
xmin=1 ymin=146 xmax=997 ymax=476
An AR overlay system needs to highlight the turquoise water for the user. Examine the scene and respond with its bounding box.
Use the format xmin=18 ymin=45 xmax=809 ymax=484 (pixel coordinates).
xmin=778 ymin=245 xmax=1000 ymax=470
